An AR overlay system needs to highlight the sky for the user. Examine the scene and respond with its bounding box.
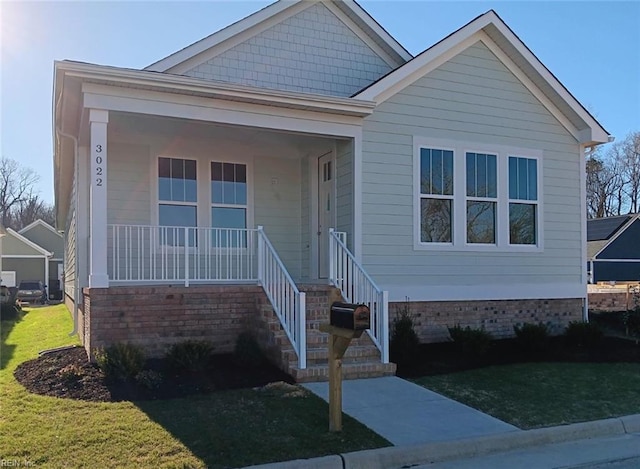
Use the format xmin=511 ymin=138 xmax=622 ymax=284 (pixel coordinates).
xmin=1 ymin=1 xmax=639 ymax=205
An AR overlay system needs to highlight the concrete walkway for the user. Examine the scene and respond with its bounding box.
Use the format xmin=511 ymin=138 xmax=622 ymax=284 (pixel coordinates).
xmin=303 ymin=376 xmax=518 ymax=446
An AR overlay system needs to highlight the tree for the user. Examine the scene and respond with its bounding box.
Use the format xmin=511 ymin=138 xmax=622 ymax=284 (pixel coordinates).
xmin=0 ymin=157 xmax=54 ymax=230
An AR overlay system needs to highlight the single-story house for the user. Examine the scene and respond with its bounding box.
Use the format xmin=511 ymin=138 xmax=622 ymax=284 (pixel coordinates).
xmin=53 ymin=0 xmax=610 ymax=381
xmin=588 ymin=214 xmax=640 ymax=283
xmin=1 ymin=228 xmax=53 ymax=288
xmin=19 ymin=220 xmax=65 ymax=299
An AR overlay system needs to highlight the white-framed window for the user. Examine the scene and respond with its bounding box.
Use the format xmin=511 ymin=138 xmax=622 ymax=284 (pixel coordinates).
xmin=419 ymin=148 xmax=454 ymax=243
xmin=211 ymin=161 xmax=248 ymax=247
xmin=413 ymin=137 xmax=542 ymax=251
xmin=158 ymin=157 xmax=197 ymax=246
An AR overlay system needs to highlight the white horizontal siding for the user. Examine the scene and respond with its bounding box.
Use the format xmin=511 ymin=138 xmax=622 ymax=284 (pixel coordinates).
xmin=361 ymin=41 xmax=582 ymax=296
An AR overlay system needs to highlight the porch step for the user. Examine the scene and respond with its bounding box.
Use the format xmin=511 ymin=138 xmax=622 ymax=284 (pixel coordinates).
xmin=254 ymin=283 xmax=396 ymax=383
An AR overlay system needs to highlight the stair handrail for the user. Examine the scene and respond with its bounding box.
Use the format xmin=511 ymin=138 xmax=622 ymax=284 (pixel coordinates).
xmin=257 ymin=226 xmax=306 ymax=369
xmin=329 ymin=229 xmax=389 ymax=363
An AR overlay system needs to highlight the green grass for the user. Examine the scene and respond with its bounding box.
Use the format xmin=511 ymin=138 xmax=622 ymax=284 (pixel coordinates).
xmin=415 ymin=362 xmax=640 ymax=429
xmin=0 ymin=305 xmax=389 ymax=468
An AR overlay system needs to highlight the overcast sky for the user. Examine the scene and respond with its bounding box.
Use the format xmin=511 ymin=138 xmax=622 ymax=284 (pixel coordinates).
xmin=1 ymin=1 xmax=639 ymax=204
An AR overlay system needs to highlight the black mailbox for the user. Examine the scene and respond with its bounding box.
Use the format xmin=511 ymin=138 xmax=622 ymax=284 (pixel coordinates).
xmin=330 ymin=302 xmax=370 ymax=331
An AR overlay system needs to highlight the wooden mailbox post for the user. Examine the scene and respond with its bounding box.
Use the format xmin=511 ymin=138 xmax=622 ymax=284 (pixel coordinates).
xmin=320 ymin=301 xmax=370 ymax=432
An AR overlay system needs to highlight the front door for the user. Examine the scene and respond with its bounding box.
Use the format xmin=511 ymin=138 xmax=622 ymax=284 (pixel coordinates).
xmin=318 ymin=152 xmax=335 ymax=278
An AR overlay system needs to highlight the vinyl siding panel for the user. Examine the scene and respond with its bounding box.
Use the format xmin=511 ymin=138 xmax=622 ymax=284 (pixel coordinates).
xmin=184 ymin=3 xmax=392 ymax=97
xmin=107 ymin=143 xmax=151 ymax=225
xmin=20 ymin=225 xmax=64 ymax=259
xmin=300 ymin=156 xmax=310 ymax=279
xmin=2 ymin=258 xmax=45 ymax=285
xmin=361 ymin=41 xmax=582 ymax=293
xmin=336 ymin=139 xmax=353 ymax=249
xmin=64 ymin=168 xmax=76 ymax=298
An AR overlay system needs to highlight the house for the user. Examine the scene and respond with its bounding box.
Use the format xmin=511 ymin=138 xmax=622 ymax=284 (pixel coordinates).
xmin=588 ymin=214 xmax=640 ymax=283
xmin=18 ymin=220 xmax=65 ymax=299
xmin=0 ymin=227 xmax=53 ymax=288
xmin=53 ymin=0 xmax=610 ymax=381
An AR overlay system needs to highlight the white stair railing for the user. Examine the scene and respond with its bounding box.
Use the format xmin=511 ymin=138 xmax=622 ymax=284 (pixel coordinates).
xmin=329 ymin=229 xmax=389 ymax=363
xmin=257 ymin=226 xmax=306 ymax=369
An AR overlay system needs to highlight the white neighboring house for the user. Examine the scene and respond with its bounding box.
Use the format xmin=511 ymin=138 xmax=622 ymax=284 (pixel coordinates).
xmin=53 ymin=0 xmax=610 ymax=379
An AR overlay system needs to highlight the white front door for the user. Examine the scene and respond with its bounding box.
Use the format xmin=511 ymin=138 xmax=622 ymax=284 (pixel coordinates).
xmin=318 ymin=152 xmax=335 ymax=278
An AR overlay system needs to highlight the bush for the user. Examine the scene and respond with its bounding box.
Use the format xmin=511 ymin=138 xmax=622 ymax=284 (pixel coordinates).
xmin=234 ymin=332 xmax=264 ymax=368
xmin=623 ymin=311 xmax=640 ymax=339
xmin=448 ymin=325 xmax=493 ymax=359
xmin=135 ymin=369 xmax=163 ymax=390
xmin=390 ymin=302 xmax=420 ymax=367
xmin=514 ymin=322 xmax=549 ymax=355
xmin=564 ymin=321 xmax=604 ymax=348
xmin=166 ymin=340 xmax=214 ymax=373
xmin=94 ymin=342 xmax=145 ymax=381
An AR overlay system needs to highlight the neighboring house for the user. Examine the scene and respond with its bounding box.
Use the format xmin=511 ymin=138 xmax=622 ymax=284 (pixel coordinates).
xmin=19 ymin=220 xmax=65 ymax=299
xmin=53 ymin=0 xmax=610 ymax=380
xmin=588 ymin=214 xmax=640 ymax=283
xmin=1 ymin=228 xmax=53 ymax=287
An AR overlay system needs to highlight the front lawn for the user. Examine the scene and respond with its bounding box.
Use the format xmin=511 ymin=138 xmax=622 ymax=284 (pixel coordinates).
xmin=415 ymin=362 xmax=640 ymax=429
xmin=0 ymin=305 xmax=389 ymax=468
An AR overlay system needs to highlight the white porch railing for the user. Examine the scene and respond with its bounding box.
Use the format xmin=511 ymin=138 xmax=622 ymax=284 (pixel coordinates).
xmin=109 ymin=225 xmax=259 ymax=284
xmin=329 ymin=229 xmax=389 ymax=363
xmin=107 ymin=224 xmax=307 ymax=369
xmin=257 ymin=226 xmax=306 ymax=369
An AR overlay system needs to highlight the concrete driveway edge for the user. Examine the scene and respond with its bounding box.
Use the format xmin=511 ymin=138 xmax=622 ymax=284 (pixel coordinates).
xmin=243 ymin=455 xmax=343 ymax=469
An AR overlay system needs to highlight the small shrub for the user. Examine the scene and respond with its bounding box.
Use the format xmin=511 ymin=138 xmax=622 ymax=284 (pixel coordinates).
xmin=166 ymin=340 xmax=214 ymax=373
xmin=623 ymin=311 xmax=640 ymax=339
xmin=390 ymin=301 xmax=420 ymax=367
xmin=135 ymin=369 xmax=163 ymax=390
xmin=514 ymin=322 xmax=549 ymax=355
xmin=564 ymin=321 xmax=604 ymax=348
xmin=448 ymin=325 xmax=493 ymax=359
xmin=94 ymin=342 xmax=145 ymax=381
xmin=234 ymin=332 xmax=264 ymax=368
xmin=57 ymin=364 xmax=85 ymax=385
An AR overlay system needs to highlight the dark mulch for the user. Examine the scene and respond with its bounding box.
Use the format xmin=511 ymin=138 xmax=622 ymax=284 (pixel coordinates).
xmin=14 ymin=346 xmax=294 ymax=402
xmin=396 ymin=336 xmax=640 ymax=378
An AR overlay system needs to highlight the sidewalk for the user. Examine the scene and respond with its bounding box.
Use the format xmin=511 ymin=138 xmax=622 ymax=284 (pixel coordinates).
xmin=303 ymin=377 xmax=518 ymax=446
xmin=247 ymin=377 xmax=640 ymax=469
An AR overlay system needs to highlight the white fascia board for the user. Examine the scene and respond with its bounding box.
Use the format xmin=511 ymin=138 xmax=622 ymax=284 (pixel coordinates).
xmin=6 ymin=229 xmax=53 ymax=257
xmin=82 ymin=84 xmax=365 ymax=138
xmin=19 ymin=219 xmax=62 ymax=237
xmin=61 ymin=62 xmax=375 ymax=117
xmin=592 ymin=214 xmax=640 ymax=260
xmin=145 ymin=0 xmax=299 ymax=72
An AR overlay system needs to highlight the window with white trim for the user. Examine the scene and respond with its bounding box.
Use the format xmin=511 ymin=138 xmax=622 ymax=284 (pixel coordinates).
xmin=508 ymin=156 xmax=538 ymax=245
xmin=466 ymin=152 xmax=497 ymax=244
xmin=419 ymin=148 xmax=454 ymax=243
xmin=158 ymin=157 xmax=197 ymax=246
xmin=414 ymin=138 xmax=541 ymax=251
xmin=211 ymin=162 xmax=247 ymax=247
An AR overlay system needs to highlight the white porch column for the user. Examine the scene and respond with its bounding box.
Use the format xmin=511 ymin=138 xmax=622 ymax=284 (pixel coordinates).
xmin=89 ymin=109 xmax=109 ymax=287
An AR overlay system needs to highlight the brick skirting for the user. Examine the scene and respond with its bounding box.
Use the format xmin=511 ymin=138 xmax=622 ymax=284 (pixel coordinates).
xmin=80 ymin=285 xmax=266 ymax=358
xmin=390 ymin=298 xmax=585 ymax=343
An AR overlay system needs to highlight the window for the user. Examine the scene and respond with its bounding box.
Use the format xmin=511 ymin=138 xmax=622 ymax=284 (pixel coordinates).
xmin=414 ymin=138 xmax=541 ymax=251
xmin=466 ymin=152 xmax=497 ymax=244
xmin=158 ymin=157 xmax=197 ymax=246
xmin=509 ymin=157 xmax=538 ymax=245
xmin=419 ymin=148 xmax=454 ymax=243
xmin=211 ymin=162 xmax=247 ymax=247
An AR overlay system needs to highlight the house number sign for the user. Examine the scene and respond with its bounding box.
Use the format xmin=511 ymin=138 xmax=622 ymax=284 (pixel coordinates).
xmin=94 ymin=145 xmax=104 ymax=187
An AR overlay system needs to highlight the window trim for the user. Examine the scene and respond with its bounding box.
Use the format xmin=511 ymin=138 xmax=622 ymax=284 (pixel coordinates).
xmin=413 ymin=137 xmax=543 ymax=252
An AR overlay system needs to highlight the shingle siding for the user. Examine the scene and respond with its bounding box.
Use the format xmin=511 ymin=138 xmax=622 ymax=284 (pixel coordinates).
xmin=184 ymin=3 xmax=393 ymax=96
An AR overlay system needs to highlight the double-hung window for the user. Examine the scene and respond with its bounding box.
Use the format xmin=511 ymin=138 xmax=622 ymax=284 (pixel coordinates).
xmin=419 ymin=148 xmax=454 ymax=243
xmin=158 ymin=157 xmax=197 ymax=246
xmin=211 ymin=162 xmax=247 ymax=247
xmin=466 ymin=152 xmax=497 ymax=244
xmin=415 ymin=138 xmax=541 ymax=250
xmin=508 ymin=157 xmax=538 ymax=245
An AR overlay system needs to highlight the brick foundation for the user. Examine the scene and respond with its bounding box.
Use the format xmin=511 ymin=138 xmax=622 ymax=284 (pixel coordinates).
xmin=81 ymin=285 xmax=266 ymax=358
xmin=588 ymin=292 xmax=633 ymax=312
xmin=390 ymin=298 xmax=585 ymax=343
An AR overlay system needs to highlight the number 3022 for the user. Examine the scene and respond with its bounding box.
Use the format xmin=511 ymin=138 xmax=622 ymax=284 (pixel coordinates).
xmin=95 ymin=144 xmax=104 ymax=186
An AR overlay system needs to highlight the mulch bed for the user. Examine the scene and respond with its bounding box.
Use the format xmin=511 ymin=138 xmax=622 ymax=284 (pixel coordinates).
xmin=14 ymin=346 xmax=294 ymax=402
xmin=396 ymin=336 xmax=640 ymax=378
